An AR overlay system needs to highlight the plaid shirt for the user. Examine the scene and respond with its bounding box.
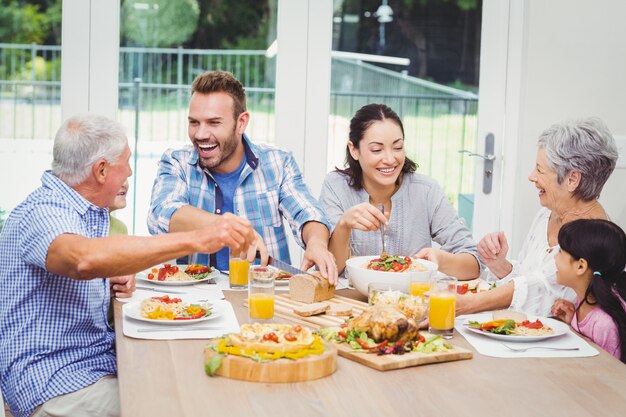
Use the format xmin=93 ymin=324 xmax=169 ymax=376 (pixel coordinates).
xmin=0 ymin=171 xmax=116 ymax=417
xmin=148 ymin=135 xmax=330 ymax=266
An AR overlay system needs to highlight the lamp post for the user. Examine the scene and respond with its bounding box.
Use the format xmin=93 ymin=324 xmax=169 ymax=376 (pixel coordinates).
xmin=375 ymin=0 xmax=393 ymax=54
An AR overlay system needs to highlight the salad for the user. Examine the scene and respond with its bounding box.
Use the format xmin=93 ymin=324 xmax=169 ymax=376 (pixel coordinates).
xmin=467 ymin=319 xmax=553 ymax=336
xmin=366 ymin=255 xmax=412 ymax=272
xmin=317 ymin=325 xmax=453 ymax=355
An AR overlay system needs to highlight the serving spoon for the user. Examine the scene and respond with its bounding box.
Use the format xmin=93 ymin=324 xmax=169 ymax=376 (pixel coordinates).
xmin=378 ymin=203 xmax=388 ymax=258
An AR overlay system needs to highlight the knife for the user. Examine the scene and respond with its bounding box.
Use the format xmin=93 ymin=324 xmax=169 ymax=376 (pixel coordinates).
xmin=256 ymin=254 xmax=323 ymax=283
xmin=135 ymin=286 xmax=186 ymax=295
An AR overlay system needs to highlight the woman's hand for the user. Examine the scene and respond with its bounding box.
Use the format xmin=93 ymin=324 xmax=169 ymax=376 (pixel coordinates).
xmin=337 ymin=203 xmax=388 ymax=232
xmin=477 ymin=231 xmax=513 ymax=278
xmin=551 ymin=299 xmax=575 ymax=324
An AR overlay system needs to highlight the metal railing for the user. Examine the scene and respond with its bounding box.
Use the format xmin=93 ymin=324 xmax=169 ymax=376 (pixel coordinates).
xmin=0 ymin=43 xmax=478 ymax=219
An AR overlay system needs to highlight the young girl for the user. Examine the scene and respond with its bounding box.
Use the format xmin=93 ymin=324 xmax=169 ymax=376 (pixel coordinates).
xmin=552 ymin=219 xmax=626 ymax=363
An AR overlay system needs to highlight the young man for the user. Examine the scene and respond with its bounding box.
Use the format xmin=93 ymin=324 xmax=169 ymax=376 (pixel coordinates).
xmin=148 ymin=70 xmax=338 ymax=283
xmin=0 ymin=114 xmax=255 ymax=417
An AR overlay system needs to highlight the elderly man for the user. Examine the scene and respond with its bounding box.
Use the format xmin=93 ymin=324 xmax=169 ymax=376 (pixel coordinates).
xmin=0 ymin=114 xmax=255 ymax=417
xmin=148 ymin=70 xmax=338 ymax=283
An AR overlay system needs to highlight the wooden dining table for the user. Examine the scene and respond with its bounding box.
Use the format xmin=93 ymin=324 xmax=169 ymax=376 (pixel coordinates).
xmin=114 ymin=289 xmax=626 ymax=417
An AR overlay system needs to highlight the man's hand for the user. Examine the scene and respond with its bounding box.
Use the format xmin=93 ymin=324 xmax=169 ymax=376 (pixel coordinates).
xmin=243 ymin=230 xmax=269 ymax=265
xmin=197 ymin=213 xmax=256 ymax=256
xmin=551 ymin=299 xmax=575 ymax=324
xmin=477 ymin=231 xmax=512 ymax=278
xmin=301 ymin=239 xmax=338 ymax=285
xmin=110 ymin=274 xmax=136 ymax=298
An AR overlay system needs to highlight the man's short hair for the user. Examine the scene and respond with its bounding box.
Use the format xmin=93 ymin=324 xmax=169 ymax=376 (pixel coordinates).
xmin=51 ymin=114 xmax=127 ymax=186
xmin=191 ymin=71 xmax=247 ymax=120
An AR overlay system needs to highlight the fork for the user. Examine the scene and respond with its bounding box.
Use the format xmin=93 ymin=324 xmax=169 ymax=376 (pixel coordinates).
xmin=502 ymin=343 xmax=579 ymax=352
xmin=377 ymin=204 xmax=388 ymax=258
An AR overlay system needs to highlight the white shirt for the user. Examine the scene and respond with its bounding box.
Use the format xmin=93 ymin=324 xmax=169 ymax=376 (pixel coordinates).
xmin=488 ymin=207 xmax=576 ymax=316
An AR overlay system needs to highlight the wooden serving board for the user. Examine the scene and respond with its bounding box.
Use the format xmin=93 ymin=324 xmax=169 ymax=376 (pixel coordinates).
xmin=204 ymin=342 xmax=337 ymax=382
xmin=271 ymin=294 xmax=473 ymax=371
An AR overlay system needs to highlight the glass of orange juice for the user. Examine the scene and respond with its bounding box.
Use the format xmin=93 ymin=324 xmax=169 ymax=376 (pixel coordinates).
xmin=248 ymin=265 xmax=277 ymax=321
xmin=409 ymin=280 xmax=431 ymax=299
xmin=428 ymin=276 xmax=457 ymax=339
xmin=229 ymin=257 xmax=250 ymax=289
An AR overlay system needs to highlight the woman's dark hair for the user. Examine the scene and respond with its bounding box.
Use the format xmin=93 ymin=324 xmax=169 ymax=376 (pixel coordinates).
xmin=558 ymin=219 xmax=626 ymax=363
xmin=337 ymin=103 xmax=417 ymax=190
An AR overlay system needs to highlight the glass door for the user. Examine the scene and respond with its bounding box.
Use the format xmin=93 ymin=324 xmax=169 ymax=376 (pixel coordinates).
xmin=329 ymin=0 xmax=482 ymax=228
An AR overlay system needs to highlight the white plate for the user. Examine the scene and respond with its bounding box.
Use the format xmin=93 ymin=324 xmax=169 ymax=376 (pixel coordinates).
xmin=275 ymin=278 xmax=290 ymax=286
xmin=136 ymin=265 xmax=219 ymax=286
xmin=123 ymin=298 xmax=222 ymax=325
xmin=463 ymin=316 xmax=569 ymax=342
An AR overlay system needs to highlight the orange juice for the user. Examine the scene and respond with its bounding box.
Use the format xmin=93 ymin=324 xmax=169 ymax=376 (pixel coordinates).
xmin=249 ymin=293 xmax=275 ymax=320
xmin=428 ymin=293 xmax=456 ymax=330
xmin=409 ymin=281 xmax=431 ymax=298
xmin=229 ymin=258 xmax=250 ymax=287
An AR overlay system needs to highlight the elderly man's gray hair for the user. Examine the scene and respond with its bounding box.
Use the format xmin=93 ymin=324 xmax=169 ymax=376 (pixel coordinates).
xmin=537 ymin=117 xmax=618 ymax=201
xmin=52 ymin=114 xmax=128 ymax=186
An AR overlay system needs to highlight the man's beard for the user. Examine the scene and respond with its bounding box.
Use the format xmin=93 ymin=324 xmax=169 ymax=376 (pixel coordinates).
xmin=200 ymin=128 xmax=239 ymax=170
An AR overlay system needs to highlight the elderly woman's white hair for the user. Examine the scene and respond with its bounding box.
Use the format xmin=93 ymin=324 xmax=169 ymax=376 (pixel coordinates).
xmin=537 ymin=117 xmax=619 ymax=201
xmin=51 ymin=114 xmax=128 ymax=186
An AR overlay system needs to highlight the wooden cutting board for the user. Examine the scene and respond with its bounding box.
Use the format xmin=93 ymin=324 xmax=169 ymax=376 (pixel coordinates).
xmin=271 ymin=294 xmax=473 ymax=371
xmin=203 ymin=342 xmax=337 ymax=382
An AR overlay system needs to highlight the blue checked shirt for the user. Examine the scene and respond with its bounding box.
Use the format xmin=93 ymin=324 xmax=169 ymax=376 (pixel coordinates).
xmin=0 ymin=171 xmax=117 ymax=417
xmin=148 ymin=135 xmax=330 ymax=266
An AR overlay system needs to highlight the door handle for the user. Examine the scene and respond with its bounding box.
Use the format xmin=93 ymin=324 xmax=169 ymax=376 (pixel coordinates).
xmin=458 ymin=133 xmax=495 ymax=194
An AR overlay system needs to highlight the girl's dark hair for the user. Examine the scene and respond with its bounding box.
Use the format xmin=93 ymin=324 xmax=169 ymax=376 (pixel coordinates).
xmin=337 ymin=103 xmax=417 ymax=190
xmin=558 ymin=219 xmax=626 ymax=363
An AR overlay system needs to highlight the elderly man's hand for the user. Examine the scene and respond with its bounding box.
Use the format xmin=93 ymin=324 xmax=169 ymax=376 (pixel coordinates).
xmin=198 ymin=213 xmax=256 ymax=256
xmin=110 ymin=274 xmax=136 ymax=298
xmin=301 ymin=240 xmax=338 ymax=286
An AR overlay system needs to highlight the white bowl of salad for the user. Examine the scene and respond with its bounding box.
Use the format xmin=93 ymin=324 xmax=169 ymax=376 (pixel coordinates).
xmin=345 ymin=255 xmax=438 ymax=297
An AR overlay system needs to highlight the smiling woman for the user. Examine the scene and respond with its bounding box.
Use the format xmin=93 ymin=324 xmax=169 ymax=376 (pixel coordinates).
xmin=463 ymin=117 xmax=620 ymax=318
xmin=319 ymin=103 xmax=480 ymax=280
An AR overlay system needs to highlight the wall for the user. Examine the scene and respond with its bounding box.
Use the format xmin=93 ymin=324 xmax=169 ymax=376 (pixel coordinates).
xmin=508 ymin=0 xmax=626 ymax=253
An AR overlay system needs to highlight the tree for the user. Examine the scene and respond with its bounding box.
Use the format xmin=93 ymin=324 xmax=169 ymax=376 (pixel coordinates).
xmin=121 ymin=0 xmax=200 ymax=47
xmin=0 ymin=0 xmax=49 ymax=43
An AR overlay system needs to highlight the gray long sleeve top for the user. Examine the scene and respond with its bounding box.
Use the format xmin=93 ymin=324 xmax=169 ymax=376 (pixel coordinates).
xmin=319 ymin=171 xmax=479 ymax=262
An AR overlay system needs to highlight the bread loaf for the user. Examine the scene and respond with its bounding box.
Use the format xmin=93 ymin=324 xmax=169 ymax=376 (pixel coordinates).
xmin=289 ymin=273 xmax=335 ymax=303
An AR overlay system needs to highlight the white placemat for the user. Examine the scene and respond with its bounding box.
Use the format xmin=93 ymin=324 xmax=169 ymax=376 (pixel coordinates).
xmin=455 ymin=312 xmax=599 ymax=358
xmin=122 ymin=299 xmax=239 ymax=340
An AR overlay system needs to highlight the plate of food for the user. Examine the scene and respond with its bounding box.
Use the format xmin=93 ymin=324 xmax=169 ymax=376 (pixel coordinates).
xmin=274 ymin=270 xmax=292 ymax=286
xmin=123 ymin=295 xmax=220 ymax=325
xmin=463 ymin=311 xmax=569 ymax=342
xmin=136 ymin=263 xmax=219 ymax=286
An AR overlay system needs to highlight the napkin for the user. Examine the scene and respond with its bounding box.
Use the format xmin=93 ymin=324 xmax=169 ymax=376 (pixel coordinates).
xmin=455 ymin=313 xmax=599 ymax=358
xmin=122 ymin=299 xmax=239 ymax=340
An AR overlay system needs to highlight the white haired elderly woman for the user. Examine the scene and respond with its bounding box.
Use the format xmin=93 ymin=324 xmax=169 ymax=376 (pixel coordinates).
xmin=456 ymin=117 xmax=619 ymax=317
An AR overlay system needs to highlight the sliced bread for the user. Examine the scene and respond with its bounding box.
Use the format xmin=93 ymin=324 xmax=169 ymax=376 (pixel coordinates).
xmin=293 ymin=302 xmax=330 ymax=317
xmin=326 ymin=304 xmax=353 ymax=317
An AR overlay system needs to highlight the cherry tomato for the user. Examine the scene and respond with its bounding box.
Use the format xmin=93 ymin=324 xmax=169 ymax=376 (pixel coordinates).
xmin=284 ymin=333 xmax=297 ymax=342
xmin=457 ymin=284 xmax=469 ymax=295
xmin=262 ymin=332 xmax=279 ymax=343
xmin=171 ymin=266 xmax=179 ymax=274
xmin=147 ymin=273 xmax=155 ymax=280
